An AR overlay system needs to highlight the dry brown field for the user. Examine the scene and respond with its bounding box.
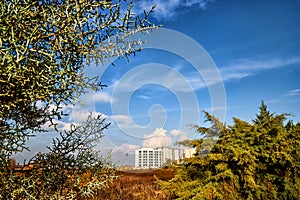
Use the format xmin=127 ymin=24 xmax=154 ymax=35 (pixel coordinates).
xmin=96 ymin=168 xmax=175 ymax=200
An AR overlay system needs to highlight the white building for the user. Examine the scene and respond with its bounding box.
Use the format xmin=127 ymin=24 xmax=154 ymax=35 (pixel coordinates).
xmin=134 ymin=148 xmax=163 ymax=168
xmin=135 ymin=147 xmax=195 ymax=168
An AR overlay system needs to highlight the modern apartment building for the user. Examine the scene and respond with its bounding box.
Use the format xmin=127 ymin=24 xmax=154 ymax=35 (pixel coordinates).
xmin=134 ymin=148 xmax=163 ymax=168
xmin=134 ymin=147 xmax=195 ymax=168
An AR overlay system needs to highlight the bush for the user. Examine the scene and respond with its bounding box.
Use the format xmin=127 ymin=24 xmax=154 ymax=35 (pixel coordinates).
xmin=158 ymin=102 xmax=300 ymax=199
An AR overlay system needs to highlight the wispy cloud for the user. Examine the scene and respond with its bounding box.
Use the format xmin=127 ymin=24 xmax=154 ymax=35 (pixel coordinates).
xmin=138 ymin=95 xmax=150 ymax=100
xmin=133 ymin=0 xmax=212 ymax=21
xmin=220 ymin=56 xmax=300 ymax=81
xmin=110 ymin=64 xmax=197 ymax=94
xmin=79 ymin=91 xmax=115 ymax=104
xmin=265 ymin=88 xmax=300 ymax=106
xmin=115 ymin=56 xmax=300 ymax=94
xmin=94 ymin=92 xmax=115 ymax=103
xmin=285 ymin=89 xmax=300 ymax=97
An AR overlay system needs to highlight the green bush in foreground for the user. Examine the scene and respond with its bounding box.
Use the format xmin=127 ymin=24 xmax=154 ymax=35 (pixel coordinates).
xmin=159 ymin=102 xmax=300 ymax=199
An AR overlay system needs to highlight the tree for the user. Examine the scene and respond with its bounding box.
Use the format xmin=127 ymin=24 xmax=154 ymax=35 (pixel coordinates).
xmin=0 ymin=0 xmax=157 ymax=158
xmin=176 ymin=112 xmax=224 ymax=157
xmin=158 ymin=102 xmax=300 ymax=199
xmin=0 ymin=114 xmax=116 ymax=199
xmin=0 ymin=0 xmax=157 ymax=199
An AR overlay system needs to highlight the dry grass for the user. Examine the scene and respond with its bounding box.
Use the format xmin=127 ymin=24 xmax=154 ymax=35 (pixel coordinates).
xmin=96 ymin=168 xmax=175 ymax=200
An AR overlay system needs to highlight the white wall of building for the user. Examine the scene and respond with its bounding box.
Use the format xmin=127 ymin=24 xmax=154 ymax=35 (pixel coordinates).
xmin=134 ymin=148 xmax=163 ymax=168
xmin=135 ymin=147 xmax=196 ymax=168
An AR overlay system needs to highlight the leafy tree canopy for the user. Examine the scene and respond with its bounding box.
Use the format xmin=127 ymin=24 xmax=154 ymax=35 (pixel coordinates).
xmin=158 ymin=102 xmax=300 ymax=199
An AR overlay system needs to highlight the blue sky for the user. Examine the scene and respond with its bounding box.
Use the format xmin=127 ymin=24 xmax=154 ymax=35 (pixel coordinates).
xmin=17 ymin=0 xmax=300 ymax=165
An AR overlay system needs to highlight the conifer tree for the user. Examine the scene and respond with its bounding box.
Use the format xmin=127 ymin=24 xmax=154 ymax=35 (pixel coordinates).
xmin=158 ymin=102 xmax=300 ymax=199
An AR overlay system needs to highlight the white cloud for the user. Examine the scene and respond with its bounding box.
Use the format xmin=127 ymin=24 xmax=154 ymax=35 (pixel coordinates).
xmin=138 ymin=95 xmax=150 ymax=100
xmin=221 ymin=56 xmax=300 ymax=81
xmin=184 ymin=0 xmax=211 ymax=8
xmin=70 ymin=110 xmax=107 ymax=123
xmin=170 ymin=129 xmax=188 ymax=141
xmin=94 ymin=92 xmax=115 ymax=103
xmin=41 ymin=119 xmax=72 ymax=132
xmin=41 ymin=110 xmax=107 ymax=133
xmin=221 ymin=72 xmax=251 ymax=80
xmin=141 ymin=128 xmax=189 ymax=148
xmin=286 ymin=89 xmax=300 ymax=97
xmin=110 ymin=64 xmax=196 ymax=93
xmin=133 ymin=0 xmax=212 ymax=21
xmin=54 ymin=120 xmax=73 ymax=131
xmin=108 ymin=114 xmax=147 ymax=136
xmin=78 ymin=91 xmax=115 ymax=105
xmin=110 ymin=56 xmax=300 ymax=96
xmin=142 ymin=128 xmax=172 ymax=148
xmin=265 ymin=88 xmax=300 ymax=106
xmin=113 ymin=143 xmax=139 ymax=153
xmin=110 ymin=115 xmax=134 ymax=126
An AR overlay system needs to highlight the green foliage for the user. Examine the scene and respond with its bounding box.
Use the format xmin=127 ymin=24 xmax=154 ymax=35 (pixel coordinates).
xmin=0 ymin=0 xmax=157 ymax=157
xmin=177 ymin=112 xmax=223 ymax=158
xmin=190 ymin=111 xmax=224 ymax=138
xmin=158 ymin=102 xmax=300 ymax=199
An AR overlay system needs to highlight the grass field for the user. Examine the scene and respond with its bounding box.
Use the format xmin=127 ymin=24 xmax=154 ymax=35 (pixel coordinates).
xmin=96 ymin=168 xmax=175 ymax=200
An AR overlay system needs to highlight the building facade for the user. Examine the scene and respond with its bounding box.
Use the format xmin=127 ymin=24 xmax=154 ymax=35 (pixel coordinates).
xmin=134 ymin=148 xmax=163 ymax=168
xmin=134 ymin=147 xmax=195 ymax=168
